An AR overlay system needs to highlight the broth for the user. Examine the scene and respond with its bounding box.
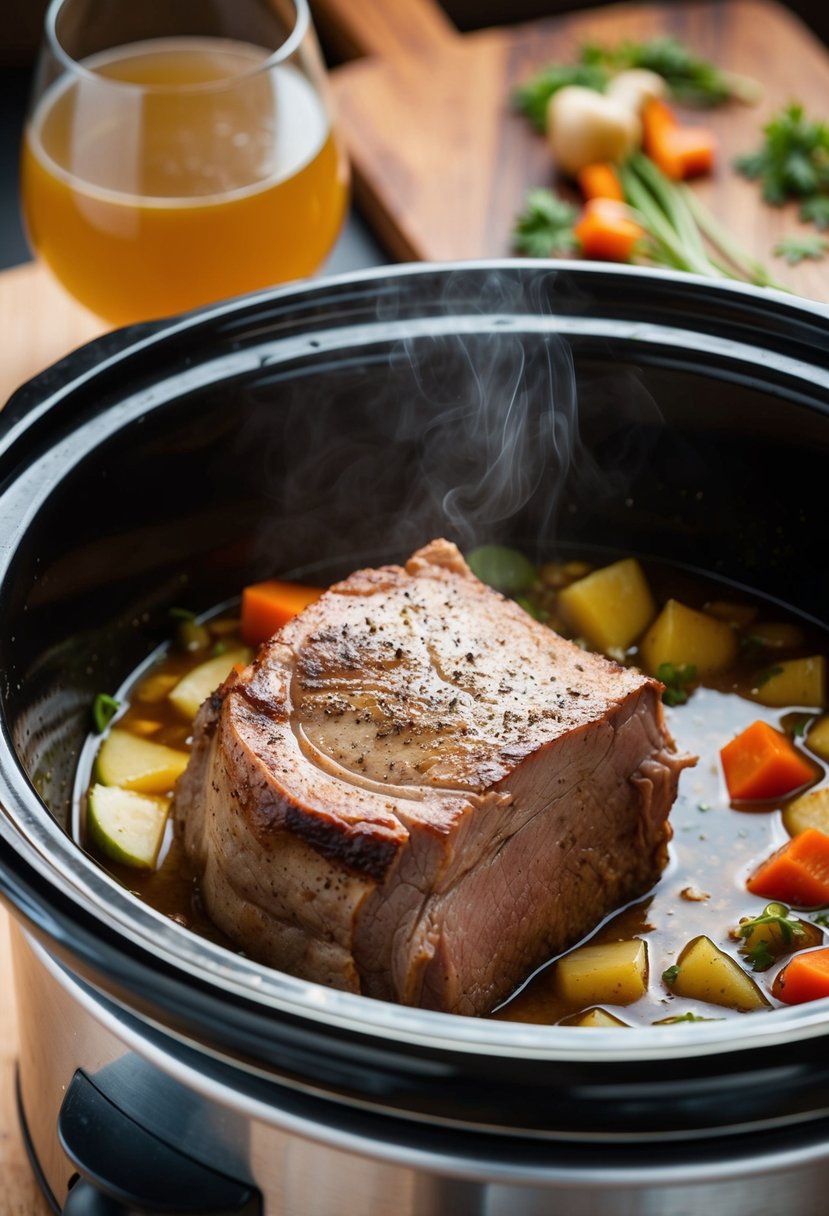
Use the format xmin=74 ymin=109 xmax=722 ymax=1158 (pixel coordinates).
xmin=77 ymin=554 xmax=829 ymax=1026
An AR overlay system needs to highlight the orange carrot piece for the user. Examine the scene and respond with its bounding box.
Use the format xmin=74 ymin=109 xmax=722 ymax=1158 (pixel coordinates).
xmin=667 ymin=126 xmax=717 ymax=179
xmin=241 ymin=579 xmax=324 ymax=645
xmin=573 ymin=198 xmax=644 ymax=262
xmin=642 ymin=97 xmax=678 ymax=141
xmin=642 ymin=97 xmax=717 ymax=180
xmin=576 ymin=162 xmax=625 ymax=202
xmin=773 ymin=946 xmax=829 ymax=1004
xmin=747 ymin=827 xmax=829 ymax=907
xmin=720 ymin=720 xmax=816 ymax=801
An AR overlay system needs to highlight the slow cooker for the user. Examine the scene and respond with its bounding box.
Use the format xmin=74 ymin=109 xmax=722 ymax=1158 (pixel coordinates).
xmin=2 ymin=261 xmax=829 ymax=1215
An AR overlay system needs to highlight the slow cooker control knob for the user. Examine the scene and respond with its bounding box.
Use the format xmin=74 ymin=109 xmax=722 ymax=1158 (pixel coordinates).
xmin=58 ymin=1070 xmax=260 ymax=1215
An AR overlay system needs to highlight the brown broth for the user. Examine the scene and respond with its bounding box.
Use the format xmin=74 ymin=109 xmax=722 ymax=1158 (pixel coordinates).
xmin=79 ymin=561 xmax=829 ymax=1026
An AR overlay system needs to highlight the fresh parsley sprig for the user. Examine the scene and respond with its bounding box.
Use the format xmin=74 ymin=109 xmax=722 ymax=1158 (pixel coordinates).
xmin=737 ymin=902 xmax=806 ymax=971
xmin=736 ymin=102 xmax=829 ymax=261
xmin=657 ymin=661 xmax=698 ymax=707
xmin=512 ymin=190 xmax=580 ymax=257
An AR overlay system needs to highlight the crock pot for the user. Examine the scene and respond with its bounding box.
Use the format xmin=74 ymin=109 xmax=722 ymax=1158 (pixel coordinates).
xmin=2 ymin=261 xmax=829 ymax=1215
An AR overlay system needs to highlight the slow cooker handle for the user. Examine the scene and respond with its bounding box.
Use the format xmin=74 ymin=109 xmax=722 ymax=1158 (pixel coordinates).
xmin=58 ymin=1071 xmax=260 ymax=1215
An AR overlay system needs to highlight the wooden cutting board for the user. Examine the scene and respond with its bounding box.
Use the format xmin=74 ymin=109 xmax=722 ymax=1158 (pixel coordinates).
xmin=314 ymin=0 xmax=829 ymax=301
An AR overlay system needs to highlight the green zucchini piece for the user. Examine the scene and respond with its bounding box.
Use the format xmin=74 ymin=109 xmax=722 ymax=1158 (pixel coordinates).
xmin=87 ymin=783 xmax=169 ymax=869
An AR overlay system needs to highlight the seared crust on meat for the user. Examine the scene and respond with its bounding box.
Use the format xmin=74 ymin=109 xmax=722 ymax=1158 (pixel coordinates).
xmin=175 ymin=539 xmax=693 ymax=1014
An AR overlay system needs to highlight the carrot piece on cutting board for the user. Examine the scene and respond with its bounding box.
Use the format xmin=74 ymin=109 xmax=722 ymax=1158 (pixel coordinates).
xmin=747 ymin=827 xmax=829 ymax=907
xmin=241 ymin=580 xmax=324 ymax=645
xmin=574 ymin=198 xmax=644 ymax=262
xmin=720 ymin=719 xmax=816 ymax=801
xmin=773 ymin=946 xmax=829 ymax=1004
xmin=642 ymin=98 xmax=717 ymax=180
xmin=577 ymin=162 xmax=625 ymax=201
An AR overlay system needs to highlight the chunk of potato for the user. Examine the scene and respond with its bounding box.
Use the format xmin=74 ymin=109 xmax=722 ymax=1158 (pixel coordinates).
xmin=168 ymin=647 xmax=253 ymax=720
xmin=557 ymin=558 xmax=655 ymax=654
xmin=554 ymin=938 xmax=648 ymax=1006
xmin=567 ymin=1007 xmax=631 ymax=1028
xmin=806 ymin=716 xmax=829 ymax=762
xmin=752 ymin=656 xmax=826 ymax=709
xmin=664 ymin=935 xmax=770 ymax=1011
xmin=639 ymin=599 xmax=737 ymax=677
xmin=735 ymin=904 xmax=822 ymax=968
xmin=783 ymin=786 xmax=829 ymax=838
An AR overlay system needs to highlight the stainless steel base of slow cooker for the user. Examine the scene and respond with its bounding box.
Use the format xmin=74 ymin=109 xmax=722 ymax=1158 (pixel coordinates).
xmin=12 ymin=923 xmax=829 ymax=1216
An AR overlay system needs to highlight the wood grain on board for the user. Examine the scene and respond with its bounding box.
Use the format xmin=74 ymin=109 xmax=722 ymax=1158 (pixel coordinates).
xmin=316 ymin=0 xmax=829 ymax=301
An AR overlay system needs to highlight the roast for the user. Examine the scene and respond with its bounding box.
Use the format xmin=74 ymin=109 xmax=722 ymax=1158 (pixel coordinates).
xmin=175 ymin=539 xmax=690 ymax=1014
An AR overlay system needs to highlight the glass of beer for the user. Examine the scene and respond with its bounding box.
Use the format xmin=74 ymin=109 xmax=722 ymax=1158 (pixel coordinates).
xmin=20 ymin=0 xmax=350 ymax=327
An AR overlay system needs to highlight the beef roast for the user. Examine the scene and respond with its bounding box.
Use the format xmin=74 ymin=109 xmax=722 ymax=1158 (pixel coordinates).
xmin=175 ymin=539 xmax=692 ymax=1016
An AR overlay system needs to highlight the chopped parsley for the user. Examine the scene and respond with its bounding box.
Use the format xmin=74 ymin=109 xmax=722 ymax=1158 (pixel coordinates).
xmin=657 ymin=662 xmax=697 ymax=707
xmin=512 ymin=189 xmax=579 ymax=258
xmin=654 ymin=1011 xmax=723 ymax=1024
xmin=737 ymin=902 xmax=806 ymax=970
xmin=736 ymin=103 xmax=829 ymax=238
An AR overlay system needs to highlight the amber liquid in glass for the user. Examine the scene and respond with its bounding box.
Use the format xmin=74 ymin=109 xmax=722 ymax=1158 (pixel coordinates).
xmin=21 ymin=38 xmax=349 ymax=325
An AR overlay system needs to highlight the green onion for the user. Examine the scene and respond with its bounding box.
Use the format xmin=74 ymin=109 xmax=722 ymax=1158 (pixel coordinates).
xmin=92 ymin=693 xmax=121 ymax=734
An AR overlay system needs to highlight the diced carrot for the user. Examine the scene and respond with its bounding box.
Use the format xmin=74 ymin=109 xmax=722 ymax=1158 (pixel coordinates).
xmin=747 ymin=827 xmax=829 ymax=907
xmin=665 ymin=126 xmax=717 ymax=178
xmin=240 ymin=579 xmax=324 ymax=646
xmin=576 ymin=162 xmax=625 ymax=202
xmin=720 ymin=719 xmax=816 ymax=801
xmin=642 ymin=97 xmax=717 ymax=180
xmin=773 ymin=946 xmax=829 ymax=1004
xmin=573 ymin=198 xmax=644 ymax=262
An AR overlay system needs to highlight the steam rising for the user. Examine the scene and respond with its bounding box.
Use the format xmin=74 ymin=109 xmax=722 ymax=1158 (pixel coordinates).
xmin=242 ymin=269 xmax=664 ymax=578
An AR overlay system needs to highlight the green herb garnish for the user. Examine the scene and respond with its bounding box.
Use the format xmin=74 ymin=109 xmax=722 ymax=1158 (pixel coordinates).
xmin=799 ymin=195 xmax=829 ymax=229
xmin=662 ymin=964 xmax=681 ymax=986
xmin=513 ymin=62 xmax=608 ymax=131
xmin=656 ymin=661 xmax=698 ymax=707
xmin=737 ymin=902 xmax=806 ymax=970
xmin=790 ymin=715 xmax=811 ymax=738
xmin=744 ymin=941 xmax=775 ymax=971
xmin=654 ymin=1011 xmax=723 ymax=1024
xmin=735 ymin=103 xmax=829 ymax=230
xmin=467 ymin=544 xmax=538 ymax=594
xmin=512 ymin=189 xmax=579 ymax=258
xmin=169 ymin=606 xmax=197 ymax=621
xmin=774 ymin=234 xmax=829 ymax=265
xmin=92 ymin=693 xmax=120 ymax=734
xmin=513 ymin=36 xmax=759 ymax=131
xmin=515 ymin=596 xmax=551 ymax=623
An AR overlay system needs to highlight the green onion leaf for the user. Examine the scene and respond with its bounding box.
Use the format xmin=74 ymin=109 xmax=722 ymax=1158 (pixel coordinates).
xmin=92 ymin=693 xmax=121 ymax=734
